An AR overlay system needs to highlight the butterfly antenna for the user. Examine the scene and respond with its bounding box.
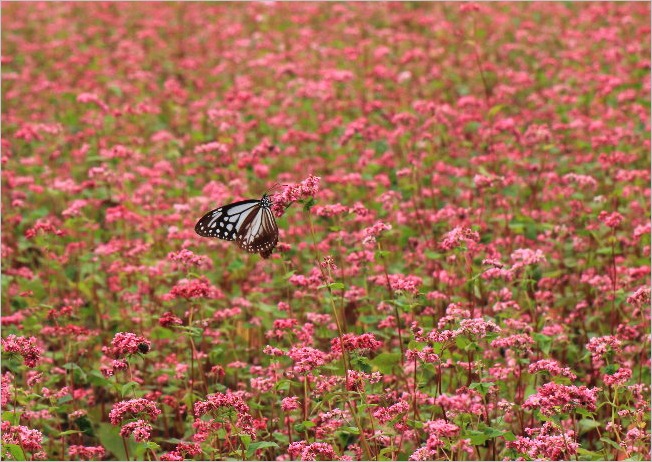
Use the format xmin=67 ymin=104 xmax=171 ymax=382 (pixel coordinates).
xmin=265 ymin=183 xmax=283 ymax=195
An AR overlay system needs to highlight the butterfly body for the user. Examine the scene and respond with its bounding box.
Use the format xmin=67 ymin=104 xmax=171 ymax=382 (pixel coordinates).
xmin=195 ymin=194 xmax=278 ymax=258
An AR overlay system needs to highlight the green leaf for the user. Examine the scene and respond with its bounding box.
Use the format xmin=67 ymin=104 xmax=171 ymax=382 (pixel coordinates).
xmin=87 ymin=370 xmax=114 ymax=388
xmin=579 ymin=418 xmax=600 ymax=433
xmin=467 ymin=430 xmax=489 ymax=445
xmin=328 ymin=282 xmax=345 ymax=290
xmin=74 ymin=415 xmax=95 ymax=436
xmin=246 ymin=441 xmax=279 ymax=459
xmin=302 ymin=197 xmax=317 ymax=211
xmin=576 ymin=448 xmax=607 ymax=460
xmin=470 ymin=382 xmax=494 ymax=396
xmin=375 ymin=250 xmax=390 ymax=259
xmin=603 ymin=364 xmax=619 ymax=375
xmin=575 ymin=407 xmax=595 ymax=418
xmin=424 ymin=250 xmax=442 ymax=260
xmin=2 ymin=411 xmax=22 ymax=425
xmin=502 ymin=431 xmax=516 ymax=442
xmin=455 ymin=335 xmax=471 ymax=350
xmin=370 ymin=352 xmax=401 ymax=374
xmin=57 ymin=394 xmax=73 ymax=405
xmin=294 ymin=420 xmax=316 ymax=432
xmin=482 ymin=426 xmax=504 ymax=438
xmin=532 ymin=333 xmax=552 ymax=355
xmin=62 ymin=363 xmax=88 ymax=382
xmin=275 ymin=379 xmax=292 ymax=392
xmin=351 ymin=356 xmax=372 ymax=374
xmin=600 ymin=437 xmax=622 ymax=451
xmin=121 ymin=381 xmax=139 ymax=398
xmin=4 ymin=444 xmax=25 ymax=461
xmin=338 ymin=426 xmax=360 ymax=435
xmin=59 ymin=430 xmax=83 ymax=436
xmin=97 ymin=423 xmax=136 ymax=460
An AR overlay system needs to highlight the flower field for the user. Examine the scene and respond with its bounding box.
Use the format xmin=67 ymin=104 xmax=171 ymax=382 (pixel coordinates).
xmin=1 ymin=2 xmax=650 ymax=461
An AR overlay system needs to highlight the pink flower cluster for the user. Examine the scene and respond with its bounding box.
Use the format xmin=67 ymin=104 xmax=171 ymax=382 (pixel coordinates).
xmin=287 ymin=347 xmax=330 ymax=374
xmin=528 ymin=359 xmax=577 ymax=380
xmin=598 ymin=210 xmax=624 ymax=228
xmin=165 ymin=277 xmax=222 ymax=299
xmin=119 ymin=419 xmax=153 ymax=442
xmin=193 ymin=392 xmax=254 ymax=437
xmin=439 ymin=226 xmax=480 ymax=250
xmin=167 ymin=249 xmax=213 ymax=270
xmin=330 ymin=333 xmax=383 ymax=355
xmin=2 ymin=334 xmax=42 ymax=367
xmin=507 ymin=422 xmax=579 ymax=460
xmin=271 ymin=174 xmax=321 ymax=217
xmin=288 ymin=441 xmax=339 ymax=461
xmin=109 ymin=398 xmax=161 ymax=425
xmin=68 ymin=445 xmax=107 ymax=460
xmin=24 ymin=218 xmax=65 ymax=239
xmin=522 ymin=383 xmax=600 ymax=416
xmin=1 ymin=421 xmax=44 ymax=456
xmin=103 ymin=332 xmax=151 ymax=358
xmin=372 ymin=399 xmax=409 ymax=424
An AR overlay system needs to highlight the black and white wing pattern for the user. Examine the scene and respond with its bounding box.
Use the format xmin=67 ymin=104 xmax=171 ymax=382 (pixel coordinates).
xmin=195 ymin=194 xmax=278 ymax=258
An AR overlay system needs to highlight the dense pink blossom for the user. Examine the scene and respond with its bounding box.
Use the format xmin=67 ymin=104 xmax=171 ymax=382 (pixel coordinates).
xmin=2 ymin=335 xmax=42 ymax=367
xmin=68 ymin=445 xmax=107 ymax=460
xmin=330 ymin=333 xmax=383 ymax=355
xmin=507 ymin=422 xmax=579 ymax=460
xmin=119 ymin=420 xmax=153 ymax=442
xmin=271 ymin=175 xmax=320 ymax=217
xmin=0 ymin=3 xmax=649 ymax=460
xmin=193 ymin=392 xmax=255 ymax=437
xmin=522 ymin=383 xmax=600 ymax=416
xmin=103 ymin=332 xmax=151 ymax=358
xmin=109 ymin=399 xmax=161 ymax=425
xmin=288 ymin=441 xmax=339 ymax=461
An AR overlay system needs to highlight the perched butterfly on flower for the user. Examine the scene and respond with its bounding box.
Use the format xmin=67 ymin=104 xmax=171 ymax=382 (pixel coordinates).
xmin=195 ymin=194 xmax=278 ymax=258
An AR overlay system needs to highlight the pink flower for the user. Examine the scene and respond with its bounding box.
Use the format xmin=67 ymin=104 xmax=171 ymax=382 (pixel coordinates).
xmin=68 ymin=445 xmax=107 ymax=460
xmin=603 ymin=367 xmax=632 ymax=387
xmin=109 ymin=399 xmax=161 ymax=425
xmin=119 ymin=420 xmax=153 ymax=442
xmin=159 ymin=312 xmax=183 ymax=327
xmin=166 ymin=277 xmax=222 ymax=299
xmin=167 ymin=249 xmax=213 ymax=270
xmin=2 ymin=335 xmax=42 ymax=367
xmin=586 ymin=335 xmax=622 ymax=362
xmin=24 ymin=218 xmax=65 ymax=239
xmin=424 ymin=419 xmax=460 ymax=438
xmin=627 ymin=286 xmax=650 ymax=307
xmin=1 ymin=421 xmax=44 ymax=453
xmin=287 ymin=347 xmax=330 ymax=373
xmin=104 ymin=332 xmax=151 ymax=358
xmin=598 ymin=210 xmax=624 ymax=228
xmin=77 ymin=92 xmax=108 ymax=111
xmin=439 ymin=226 xmax=480 ymax=250
xmin=330 ymin=333 xmax=383 ymax=355
xmin=281 ymin=396 xmax=301 ymax=412
xmin=507 ymin=422 xmax=578 ymax=459
xmin=522 ymin=383 xmax=600 ymax=416
xmin=193 ymin=392 xmax=254 ymax=437
xmin=361 ymin=221 xmax=392 ymax=247
xmin=288 ymin=441 xmax=339 ymax=461
xmin=372 ymin=399 xmax=409 ymax=424
xmin=528 ymin=360 xmax=577 ymax=380
xmin=271 ymin=175 xmax=321 ymax=217
xmin=193 ymin=141 xmax=228 ymax=154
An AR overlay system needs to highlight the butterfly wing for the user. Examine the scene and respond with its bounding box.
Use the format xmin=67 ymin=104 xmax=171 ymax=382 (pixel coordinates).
xmin=195 ymin=199 xmax=260 ymax=240
xmin=235 ymin=204 xmax=279 ymax=258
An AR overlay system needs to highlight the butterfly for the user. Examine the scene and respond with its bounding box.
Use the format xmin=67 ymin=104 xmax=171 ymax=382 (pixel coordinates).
xmin=195 ymin=194 xmax=278 ymax=258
